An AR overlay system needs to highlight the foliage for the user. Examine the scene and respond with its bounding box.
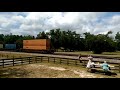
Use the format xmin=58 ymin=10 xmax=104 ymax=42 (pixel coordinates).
xmin=0 ymin=29 xmax=120 ymax=53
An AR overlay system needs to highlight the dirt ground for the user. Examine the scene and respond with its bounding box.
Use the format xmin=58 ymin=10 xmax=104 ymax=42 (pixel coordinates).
xmin=0 ymin=62 xmax=119 ymax=78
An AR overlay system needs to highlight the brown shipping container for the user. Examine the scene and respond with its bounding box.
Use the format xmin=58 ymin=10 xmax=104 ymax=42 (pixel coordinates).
xmin=46 ymin=39 xmax=50 ymax=48
xmin=23 ymin=46 xmax=48 ymax=50
xmin=23 ymin=39 xmax=49 ymax=46
xmin=23 ymin=39 xmax=50 ymax=50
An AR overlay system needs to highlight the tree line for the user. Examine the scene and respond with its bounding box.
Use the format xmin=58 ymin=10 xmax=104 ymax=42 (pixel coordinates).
xmin=0 ymin=29 xmax=120 ymax=54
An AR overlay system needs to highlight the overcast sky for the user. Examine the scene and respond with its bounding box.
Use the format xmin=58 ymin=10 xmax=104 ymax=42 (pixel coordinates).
xmin=0 ymin=12 xmax=120 ymax=37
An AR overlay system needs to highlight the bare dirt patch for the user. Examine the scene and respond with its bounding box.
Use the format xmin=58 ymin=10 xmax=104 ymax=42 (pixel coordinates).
xmin=48 ymin=67 xmax=66 ymax=71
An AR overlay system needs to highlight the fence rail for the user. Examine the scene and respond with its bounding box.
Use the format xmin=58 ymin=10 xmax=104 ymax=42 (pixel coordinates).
xmin=0 ymin=55 xmax=120 ymax=73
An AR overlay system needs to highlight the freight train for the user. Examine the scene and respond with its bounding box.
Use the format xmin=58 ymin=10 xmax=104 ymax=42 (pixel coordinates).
xmin=0 ymin=39 xmax=54 ymax=54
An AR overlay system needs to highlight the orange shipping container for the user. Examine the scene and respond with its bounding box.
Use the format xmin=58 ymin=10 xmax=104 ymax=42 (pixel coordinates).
xmin=23 ymin=39 xmax=50 ymax=46
xmin=23 ymin=39 xmax=50 ymax=50
xmin=46 ymin=39 xmax=50 ymax=47
xmin=23 ymin=46 xmax=49 ymax=50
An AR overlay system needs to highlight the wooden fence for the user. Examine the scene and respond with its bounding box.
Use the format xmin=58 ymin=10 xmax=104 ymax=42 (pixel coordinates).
xmin=0 ymin=56 xmax=83 ymax=68
xmin=0 ymin=55 xmax=120 ymax=73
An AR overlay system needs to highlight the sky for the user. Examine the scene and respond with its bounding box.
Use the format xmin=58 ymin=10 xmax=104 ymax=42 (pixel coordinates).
xmin=0 ymin=12 xmax=120 ymax=37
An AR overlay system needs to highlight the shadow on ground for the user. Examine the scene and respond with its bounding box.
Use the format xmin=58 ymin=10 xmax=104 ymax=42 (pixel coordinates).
xmin=90 ymin=69 xmax=117 ymax=76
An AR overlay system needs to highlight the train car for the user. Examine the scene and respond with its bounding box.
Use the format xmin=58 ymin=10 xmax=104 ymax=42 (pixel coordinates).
xmin=5 ymin=44 xmax=16 ymax=50
xmin=21 ymin=39 xmax=54 ymax=53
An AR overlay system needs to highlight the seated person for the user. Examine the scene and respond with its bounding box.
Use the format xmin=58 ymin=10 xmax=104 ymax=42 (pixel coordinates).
xmin=86 ymin=59 xmax=95 ymax=71
xmin=101 ymin=61 xmax=110 ymax=72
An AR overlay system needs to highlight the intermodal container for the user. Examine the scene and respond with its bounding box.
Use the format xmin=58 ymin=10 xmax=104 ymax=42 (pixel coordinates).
xmin=23 ymin=39 xmax=50 ymax=46
xmin=5 ymin=44 xmax=16 ymax=49
xmin=23 ymin=46 xmax=47 ymax=50
xmin=23 ymin=39 xmax=50 ymax=50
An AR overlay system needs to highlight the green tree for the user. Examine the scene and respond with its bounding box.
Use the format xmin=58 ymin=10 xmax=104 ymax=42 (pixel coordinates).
xmin=83 ymin=32 xmax=95 ymax=51
xmin=36 ymin=31 xmax=48 ymax=39
xmin=115 ymin=32 xmax=120 ymax=50
xmin=92 ymin=31 xmax=116 ymax=54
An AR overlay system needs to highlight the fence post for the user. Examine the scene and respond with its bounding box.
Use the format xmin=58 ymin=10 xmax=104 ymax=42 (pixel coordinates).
xmin=48 ymin=57 xmax=49 ymax=63
xmin=67 ymin=59 xmax=69 ymax=65
xmin=41 ymin=56 xmax=42 ymax=62
xmin=83 ymin=60 xmax=86 ymax=66
xmin=35 ymin=56 xmax=37 ymax=63
xmin=29 ymin=57 xmax=31 ymax=64
xmin=2 ymin=59 xmax=4 ymax=68
xmin=79 ymin=58 xmax=82 ymax=63
xmin=60 ymin=58 xmax=61 ymax=64
xmin=13 ymin=57 xmax=14 ymax=66
xmin=119 ymin=63 xmax=120 ymax=73
xmin=54 ymin=57 xmax=55 ymax=63
xmin=21 ymin=57 xmax=23 ymax=64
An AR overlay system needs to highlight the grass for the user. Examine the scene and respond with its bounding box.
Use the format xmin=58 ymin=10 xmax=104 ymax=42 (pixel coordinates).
xmin=55 ymin=51 xmax=120 ymax=58
xmin=0 ymin=51 xmax=120 ymax=78
xmin=0 ymin=53 xmax=33 ymax=59
xmin=0 ymin=59 xmax=120 ymax=78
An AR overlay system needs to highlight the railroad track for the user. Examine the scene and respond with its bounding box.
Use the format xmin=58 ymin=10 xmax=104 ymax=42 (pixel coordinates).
xmin=1 ymin=51 xmax=120 ymax=70
xmin=0 ymin=51 xmax=77 ymax=59
xmin=0 ymin=51 xmax=120 ymax=61
xmin=53 ymin=52 xmax=120 ymax=60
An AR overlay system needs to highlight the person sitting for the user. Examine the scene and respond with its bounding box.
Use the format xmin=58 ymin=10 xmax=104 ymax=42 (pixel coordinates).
xmin=101 ymin=61 xmax=111 ymax=74
xmin=86 ymin=59 xmax=95 ymax=71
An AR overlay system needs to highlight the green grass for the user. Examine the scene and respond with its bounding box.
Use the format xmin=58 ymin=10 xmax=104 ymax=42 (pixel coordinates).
xmin=55 ymin=51 xmax=120 ymax=58
xmin=0 ymin=51 xmax=120 ymax=78
xmin=0 ymin=53 xmax=33 ymax=58
xmin=102 ymin=51 xmax=120 ymax=55
xmin=0 ymin=54 xmax=119 ymax=78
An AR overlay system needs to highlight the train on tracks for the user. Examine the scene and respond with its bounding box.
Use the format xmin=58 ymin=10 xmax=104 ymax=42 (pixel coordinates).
xmin=0 ymin=39 xmax=54 ymax=54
